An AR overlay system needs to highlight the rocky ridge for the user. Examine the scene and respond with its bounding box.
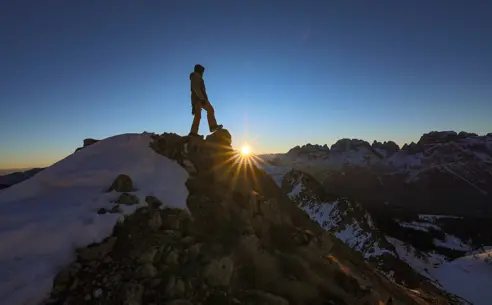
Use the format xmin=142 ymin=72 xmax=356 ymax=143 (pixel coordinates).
xmin=45 ymin=129 xmax=456 ymax=305
xmin=278 ymin=169 xmax=440 ymax=289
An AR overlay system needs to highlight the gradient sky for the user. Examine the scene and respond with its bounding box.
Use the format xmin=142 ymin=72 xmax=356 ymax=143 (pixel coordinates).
xmin=1 ymin=0 xmax=491 ymax=169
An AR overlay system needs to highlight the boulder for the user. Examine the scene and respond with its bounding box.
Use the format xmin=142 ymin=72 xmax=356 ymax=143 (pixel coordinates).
xmin=83 ymin=138 xmax=99 ymax=147
xmin=74 ymin=138 xmax=100 ymax=153
xmin=203 ymin=256 xmax=234 ymax=287
xmin=205 ymin=129 xmax=232 ymax=147
xmin=108 ymin=174 xmax=134 ymax=192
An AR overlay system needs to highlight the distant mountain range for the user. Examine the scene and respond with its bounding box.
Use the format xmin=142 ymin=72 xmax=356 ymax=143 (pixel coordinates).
xmin=261 ymin=130 xmax=492 ymax=217
xmin=0 ymin=168 xmax=44 ymax=190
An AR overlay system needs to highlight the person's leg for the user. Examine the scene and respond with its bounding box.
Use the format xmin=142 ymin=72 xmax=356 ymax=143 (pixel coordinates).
xmin=202 ymin=101 xmax=218 ymax=132
xmin=190 ymin=102 xmax=203 ymax=135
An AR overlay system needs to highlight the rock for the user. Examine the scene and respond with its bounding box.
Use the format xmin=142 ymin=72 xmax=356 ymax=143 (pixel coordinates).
xmin=83 ymin=138 xmax=99 ymax=147
xmin=164 ymin=275 xmax=176 ymax=297
xmin=187 ymin=243 xmax=202 ymax=260
xmin=68 ymin=262 xmax=81 ymax=276
xmin=203 ymin=256 xmax=234 ymax=287
xmin=135 ymin=263 xmax=158 ymax=278
xmin=417 ymin=130 xmax=469 ymax=145
xmin=150 ymin=278 xmax=162 ymax=288
xmin=110 ymin=205 xmax=123 ymax=213
xmin=148 ymin=212 xmax=162 ymax=230
xmin=166 ymin=300 xmax=193 ymax=305
xmin=166 ymin=250 xmax=180 ymax=265
xmin=331 ymin=138 xmax=372 ymax=153
xmin=173 ymin=279 xmax=186 ymax=296
xmin=145 ymin=195 xmax=163 ymax=209
xmin=52 ymin=268 xmax=71 ymax=294
xmin=239 ymin=290 xmax=289 ymax=305
xmin=122 ymin=282 xmax=144 ymax=305
xmin=116 ymin=193 xmax=139 ymax=205
xmin=205 ymin=129 xmax=232 ymax=147
xmin=149 ymin=132 xmax=186 ymax=163
xmin=97 ymin=208 xmax=107 ymax=214
xmin=109 ymin=174 xmax=134 ymax=192
xmin=74 ymin=138 xmax=100 ymax=153
xmin=69 ymin=278 xmax=79 ymax=291
xmin=93 ymin=288 xmax=103 ymax=298
xmin=180 ymin=236 xmax=195 ymax=245
xmin=164 ymin=214 xmax=181 ymax=230
xmin=79 ymin=237 xmax=117 ymax=261
xmin=137 ymin=248 xmax=158 ymax=264
xmin=371 ymin=140 xmax=400 ymax=156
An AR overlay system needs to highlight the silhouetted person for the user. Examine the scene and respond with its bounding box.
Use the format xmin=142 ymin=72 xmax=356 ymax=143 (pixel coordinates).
xmin=189 ymin=64 xmax=222 ymax=137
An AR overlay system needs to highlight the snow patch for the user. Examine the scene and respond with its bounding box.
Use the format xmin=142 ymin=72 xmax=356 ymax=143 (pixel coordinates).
xmin=418 ymin=214 xmax=463 ymax=221
xmin=0 ymin=133 xmax=189 ymax=305
xmin=433 ymin=234 xmax=472 ymax=251
xmin=387 ymin=237 xmax=443 ymax=268
xmin=398 ymin=221 xmax=441 ymax=232
xmin=432 ymin=248 xmax=492 ymax=305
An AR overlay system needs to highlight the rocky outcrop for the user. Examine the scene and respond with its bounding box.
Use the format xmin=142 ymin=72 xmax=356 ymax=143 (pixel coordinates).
xmin=47 ymin=129 xmax=456 ymax=305
xmin=75 ymin=138 xmax=100 ymax=153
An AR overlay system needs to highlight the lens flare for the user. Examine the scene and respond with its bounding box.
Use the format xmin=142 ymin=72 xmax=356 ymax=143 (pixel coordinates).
xmin=241 ymin=144 xmax=251 ymax=156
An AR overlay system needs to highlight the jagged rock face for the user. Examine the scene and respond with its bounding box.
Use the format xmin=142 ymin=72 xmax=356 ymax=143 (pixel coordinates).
xmin=47 ymin=129 xmax=454 ymax=305
xmin=372 ymin=141 xmax=400 ymax=157
xmin=331 ymin=138 xmax=373 ymax=153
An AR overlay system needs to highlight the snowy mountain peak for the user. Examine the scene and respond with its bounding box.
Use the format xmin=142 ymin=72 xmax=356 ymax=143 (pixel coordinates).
xmin=1 ymin=129 xmax=458 ymax=305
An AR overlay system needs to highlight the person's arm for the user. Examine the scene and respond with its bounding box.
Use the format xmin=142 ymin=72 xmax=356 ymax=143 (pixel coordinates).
xmin=191 ymin=73 xmax=208 ymax=101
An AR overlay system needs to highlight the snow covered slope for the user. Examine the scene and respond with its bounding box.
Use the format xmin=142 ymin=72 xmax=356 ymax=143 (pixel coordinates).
xmin=432 ymin=248 xmax=492 ymax=305
xmin=0 ymin=133 xmax=189 ymax=305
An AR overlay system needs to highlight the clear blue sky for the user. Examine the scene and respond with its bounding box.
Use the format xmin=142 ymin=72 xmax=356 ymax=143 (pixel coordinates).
xmin=1 ymin=0 xmax=491 ymax=168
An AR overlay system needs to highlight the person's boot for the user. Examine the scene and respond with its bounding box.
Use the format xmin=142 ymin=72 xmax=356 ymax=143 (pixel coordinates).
xmin=210 ymin=124 xmax=223 ymax=133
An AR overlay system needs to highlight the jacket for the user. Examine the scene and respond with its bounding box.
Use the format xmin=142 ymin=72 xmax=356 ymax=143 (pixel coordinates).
xmin=190 ymin=71 xmax=208 ymax=105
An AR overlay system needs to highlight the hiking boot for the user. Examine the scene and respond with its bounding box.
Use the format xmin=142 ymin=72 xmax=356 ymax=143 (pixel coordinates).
xmin=210 ymin=124 xmax=223 ymax=133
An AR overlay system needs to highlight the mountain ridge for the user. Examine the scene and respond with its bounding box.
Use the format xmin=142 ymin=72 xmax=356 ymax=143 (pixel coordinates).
xmin=0 ymin=130 xmax=458 ymax=305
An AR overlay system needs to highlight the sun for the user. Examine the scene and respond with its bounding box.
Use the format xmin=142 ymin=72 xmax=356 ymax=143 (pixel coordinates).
xmin=240 ymin=144 xmax=252 ymax=156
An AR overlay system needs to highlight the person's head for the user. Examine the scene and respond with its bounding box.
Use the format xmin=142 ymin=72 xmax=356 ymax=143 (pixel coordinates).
xmin=194 ymin=64 xmax=205 ymax=76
